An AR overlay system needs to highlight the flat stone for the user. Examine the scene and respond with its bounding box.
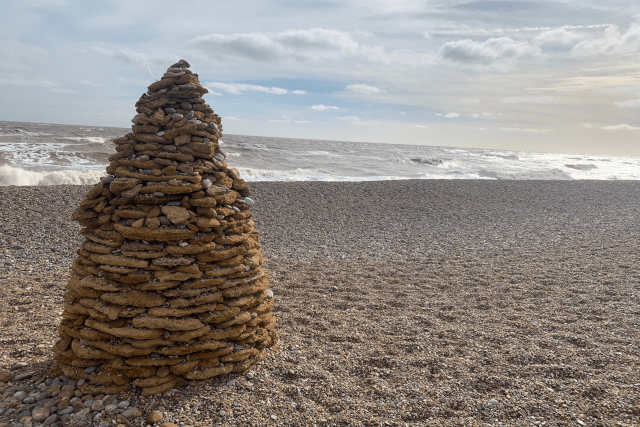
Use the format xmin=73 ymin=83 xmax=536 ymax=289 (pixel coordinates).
xmin=181 ymin=102 xmax=192 ymax=110
xmin=243 ymin=197 xmax=255 ymax=206
xmin=36 ymin=392 xmax=51 ymax=401
xmin=146 ymin=410 xmax=163 ymax=424
xmin=32 ymin=407 xmax=50 ymax=423
xmin=117 ymin=401 xmax=130 ymax=409
xmin=171 ymin=113 xmax=183 ymax=121
xmin=57 ymin=407 xmax=73 ymax=416
xmin=13 ymin=392 xmax=26 ymax=399
xmin=185 ymin=111 xmax=194 ymax=120
xmin=152 ymin=192 xmax=165 ymax=197
xmin=122 ymin=407 xmax=140 ymax=418
xmin=91 ymin=401 xmax=104 ymax=412
xmin=164 ymin=108 xmax=176 ymax=114
xmin=83 ymin=400 xmax=95 ymax=409
xmin=98 ymin=422 xmax=110 ymax=427
xmin=162 ymin=144 xmax=177 ymax=152
xmin=41 ymin=414 xmax=59 ymax=426
xmin=22 ymin=397 xmax=35 ymax=404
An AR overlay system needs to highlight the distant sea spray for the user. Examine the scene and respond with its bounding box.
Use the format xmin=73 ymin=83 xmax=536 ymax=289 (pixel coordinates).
xmin=1 ymin=121 xmax=640 ymax=185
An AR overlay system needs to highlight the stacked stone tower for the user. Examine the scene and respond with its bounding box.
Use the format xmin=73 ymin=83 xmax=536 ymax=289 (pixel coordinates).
xmin=51 ymin=60 xmax=278 ymax=397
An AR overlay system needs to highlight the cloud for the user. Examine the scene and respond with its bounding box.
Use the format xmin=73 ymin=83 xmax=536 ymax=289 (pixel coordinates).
xmin=535 ymin=28 xmax=583 ymax=46
xmin=614 ymin=99 xmax=640 ymax=108
xmin=438 ymin=36 xmax=539 ymax=70
xmin=295 ymin=120 xmax=311 ymax=123
xmin=345 ymin=83 xmax=382 ymax=94
xmin=117 ymin=77 xmax=150 ymax=86
xmin=435 ymin=113 xmax=443 ymax=116
xmin=462 ymin=98 xmax=480 ymax=104
xmin=572 ymin=23 xmax=640 ymax=57
xmin=269 ymin=119 xmax=292 ymax=122
xmin=90 ymin=46 xmax=173 ymax=67
xmin=499 ymin=127 xmax=555 ymax=133
xmin=580 ymin=123 xmax=595 ymax=128
xmin=445 ymin=112 xmax=459 ymax=118
xmin=206 ymin=82 xmax=288 ymax=95
xmin=51 ymin=88 xmax=79 ymax=95
xmin=602 ymin=124 xmax=640 ymax=130
xmin=502 ymin=96 xmax=554 ymax=104
xmin=292 ymin=90 xmax=307 ymax=95
xmin=188 ymin=28 xmax=359 ymax=62
xmin=225 ymin=116 xmax=243 ymax=120
xmin=310 ymin=105 xmax=339 ymax=110
xmin=81 ymin=80 xmax=104 ymax=87
xmin=416 ymin=125 xmax=427 ymax=128
xmin=337 ymin=116 xmax=359 ymax=120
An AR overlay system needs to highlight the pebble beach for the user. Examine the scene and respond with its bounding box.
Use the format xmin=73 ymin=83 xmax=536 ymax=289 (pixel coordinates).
xmin=0 ymin=180 xmax=639 ymax=426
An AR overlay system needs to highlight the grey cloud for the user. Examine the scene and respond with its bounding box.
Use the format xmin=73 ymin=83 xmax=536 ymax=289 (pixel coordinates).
xmin=188 ymin=28 xmax=359 ymax=62
xmin=438 ymin=36 xmax=540 ymax=70
xmin=454 ymin=1 xmax=541 ymax=12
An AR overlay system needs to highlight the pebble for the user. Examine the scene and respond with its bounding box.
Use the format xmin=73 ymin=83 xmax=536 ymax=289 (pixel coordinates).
xmin=117 ymin=400 xmax=129 ymax=409
xmin=488 ymin=398 xmax=498 ymax=406
xmin=159 ymin=216 xmax=171 ymax=225
xmin=146 ymin=410 xmax=163 ymax=424
xmin=201 ymin=179 xmax=212 ymax=189
xmin=214 ymin=154 xmax=224 ymax=162
xmin=164 ymin=108 xmax=176 ymax=114
xmin=98 ymin=422 xmax=110 ymax=427
xmin=219 ymin=410 xmax=226 ymax=417
xmin=32 ymin=407 xmax=50 ymax=422
xmin=42 ymin=414 xmax=59 ymax=426
xmin=105 ymin=404 xmax=118 ymax=414
xmin=185 ymin=110 xmax=194 ymax=120
xmin=137 ymin=155 xmax=150 ymax=162
xmin=271 ymin=415 xmax=278 ymax=420
xmin=176 ymin=224 xmax=186 ymax=229
xmin=91 ymin=400 xmax=104 ymax=412
xmin=181 ymin=102 xmax=192 ymax=110
xmin=266 ymin=289 xmax=274 ymax=298
xmin=122 ymin=407 xmax=139 ymax=418
xmin=13 ymin=391 xmax=26 ymax=399
xmin=22 ymin=397 xmax=35 ymax=404
xmin=168 ymin=67 xmax=182 ymax=73
xmin=84 ymin=367 xmax=96 ymax=374
xmin=171 ymin=113 xmax=183 ymax=121
xmin=100 ymin=175 xmax=115 ymax=184
xmin=166 ymin=201 xmax=181 ymax=206
xmin=156 ymin=131 xmax=165 ymax=136
xmin=179 ymin=242 xmax=188 ymax=247
xmin=244 ymin=197 xmax=255 ymax=206
xmin=162 ymin=144 xmax=177 ymax=152
xmin=153 ymin=192 xmax=165 ymax=197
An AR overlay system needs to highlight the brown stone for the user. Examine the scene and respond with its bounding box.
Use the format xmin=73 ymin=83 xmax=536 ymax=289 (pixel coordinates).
xmin=161 ymin=206 xmax=190 ymax=224
xmin=146 ymin=410 xmax=164 ymax=424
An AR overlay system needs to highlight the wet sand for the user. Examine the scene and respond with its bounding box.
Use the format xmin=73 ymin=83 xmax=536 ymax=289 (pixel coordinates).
xmin=0 ymin=180 xmax=639 ymax=426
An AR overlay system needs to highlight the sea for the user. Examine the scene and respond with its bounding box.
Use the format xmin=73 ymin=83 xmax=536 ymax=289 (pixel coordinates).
xmin=1 ymin=120 xmax=639 ymax=186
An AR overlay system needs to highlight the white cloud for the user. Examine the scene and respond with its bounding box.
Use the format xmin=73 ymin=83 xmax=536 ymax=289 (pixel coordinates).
xmin=310 ymin=105 xmax=339 ymax=110
xmin=207 ymin=82 xmax=288 ymax=95
xmin=225 ymin=116 xmax=243 ymax=120
xmin=438 ymin=36 xmax=540 ymax=70
xmin=445 ymin=112 xmax=459 ymax=118
xmin=337 ymin=116 xmax=359 ymax=121
xmin=580 ymin=123 xmax=595 ymax=128
xmin=269 ymin=119 xmax=291 ymax=122
xmin=470 ymin=113 xmax=481 ymax=118
xmin=614 ymin=99 xmax=640 ymax=108
xmin=602 ymin=124 xmax=640 ymax=130
xmin=345 ymin=83 xmax=382 ymax=94
xmin=295 ymin=120 xmax=311 ymax=123
xmin=499 ymin=127 xmax=555 ymax=133
xmin=117 ymin=77 xmax=150 ymax=86
xmin=90 ymin=46 xmax=172 ymax=67
xmin=51 ymin=88 xmax=79 ymax=95
xmin=435 ymin=113 xmax=443 ymax=116
xmin=572 ymin=23 xmax=640 ymax=57
xmin=0 ymin=75 xmax=58 ymax=88
xmin=462 ymin=98 xmax=480 ymax=104
xmin=81 ymin=80 xmax=104 ymax=87
xmin=477 ymin=127 xmax=488 ymax=130
xmin=292 ymin=90 xmax=307 ymax=95
xmin=281 ymin=115 xmax=291 ymax=120
xmin=401 ymin=111 xmax=406 ymax=114
xmin=416 ymin=124 xmax=427 ymax=128
xmin=502 ymin=96 xmax=554 ymax=104
xmin=189 ymin=28 xmax=359 ymax=62
xmin=535 ymin=28 xmax=583 ymax=46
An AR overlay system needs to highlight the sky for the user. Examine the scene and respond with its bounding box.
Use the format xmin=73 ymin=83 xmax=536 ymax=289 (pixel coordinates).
xmin=2 ymin=0 xmax=640 ymax=156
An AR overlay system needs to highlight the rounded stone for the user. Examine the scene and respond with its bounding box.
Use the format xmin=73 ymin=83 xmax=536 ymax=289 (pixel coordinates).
xmin=137 ymin=155 xmax=150 ymax=162
xmin=157 ymin=131 xmax=165 ymax=136
xmin=162 ymin=145 xmax=177 ymax=152
xmin=164 ymin=108 xmax=176 ymax=114
xmin=243 ymin=197 xmax=255 ymax=206
xmin=91 ymin=401 xmax=104 ymax=412
xmin=23 ymin=396 xmax=36 ymax=404
xmin=117 ymin=401 xmax=130 ymax=409
xmin=146 ymin=410 xmax=163 ymax=424
xmin=185 ymin=110 xmax=194 ymax=120
xmin=181 ymin=102 xmax=192 ymax=110
xmin=171 ymin=113 xmax=183 ymax=122
xmin=101 ymin=175 xmax=115 ymax=184
xmin=152 ymin=192 xmax=165 ymax=197
xmin=201 ymin=179 xmax=212 ymax=190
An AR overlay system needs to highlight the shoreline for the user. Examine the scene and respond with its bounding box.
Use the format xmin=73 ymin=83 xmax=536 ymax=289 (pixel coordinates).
xmin=1 ymin=180 xmax=639 ymax=425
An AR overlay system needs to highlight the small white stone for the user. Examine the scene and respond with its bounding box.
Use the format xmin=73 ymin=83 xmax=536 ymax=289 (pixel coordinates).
xmin=219 ymin=410 xmax=226 ymax=416
xmin=271 ymin=415 xmax=278 ymax=420
xmin=179 ymin=242 xmax=188 ymax=247
xmin=265 ymin=289 xmax=274 ymax=298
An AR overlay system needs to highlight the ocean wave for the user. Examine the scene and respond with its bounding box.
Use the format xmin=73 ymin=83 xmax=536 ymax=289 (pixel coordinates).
xmin=0 ymin=165 xmax=103 ymax=186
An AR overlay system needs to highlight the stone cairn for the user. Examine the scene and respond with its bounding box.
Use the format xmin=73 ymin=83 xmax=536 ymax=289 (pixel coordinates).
xmin=51 ymin=59 xmax=278 ymax=397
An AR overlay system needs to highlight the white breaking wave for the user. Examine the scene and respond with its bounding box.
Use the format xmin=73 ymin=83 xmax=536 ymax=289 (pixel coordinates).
xmin=0 ymin=165 xmax=103 ymax=186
